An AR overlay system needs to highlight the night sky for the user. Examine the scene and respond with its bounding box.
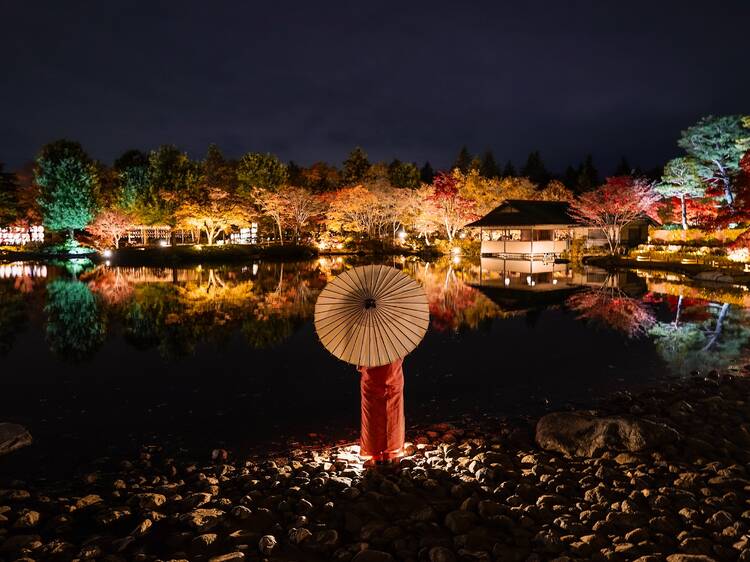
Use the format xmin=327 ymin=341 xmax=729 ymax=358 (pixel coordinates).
xmin=2 ymin=1 xmax=749 ymax=173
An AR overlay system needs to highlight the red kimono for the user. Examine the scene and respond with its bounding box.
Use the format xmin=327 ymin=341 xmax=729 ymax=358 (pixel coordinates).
xmin=358 ymin=359 xmax=405 ymax=461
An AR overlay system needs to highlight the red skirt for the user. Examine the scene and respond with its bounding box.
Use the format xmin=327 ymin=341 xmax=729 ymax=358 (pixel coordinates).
xmin=358 ymin=359 xmax=405 ymax=461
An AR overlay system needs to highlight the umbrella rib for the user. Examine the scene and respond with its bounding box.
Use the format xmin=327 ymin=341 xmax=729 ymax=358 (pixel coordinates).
xmin=370 ymin=308 xmax=390 ymax=365
xmin=372 ymin=308 xmax=401 ymax=363
xmin=371 ymin=266 xmax=394 ymax=300
xmin=317 ymin=308 xmax=359 ymax=347
xmin=335 ymin=272 xmax=368 ymax=301
xmin=374 ymin=306 xmax=424 ymax=349
xmin=325 ymin=308 xmax=365 ymax=357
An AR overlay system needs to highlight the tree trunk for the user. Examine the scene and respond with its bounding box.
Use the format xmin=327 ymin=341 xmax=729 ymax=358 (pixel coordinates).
xmin=277 ymin=220 xmax=284 ymax=245
xmin=680 ymin=193 xmax=688 ymax=230
xmin=68 ymin=228 xmax=75 ymax=243
xmin=715 ymin=161 xmax=734 ymax=206
xmin=702 ymin=303 xmax=730 ymax=352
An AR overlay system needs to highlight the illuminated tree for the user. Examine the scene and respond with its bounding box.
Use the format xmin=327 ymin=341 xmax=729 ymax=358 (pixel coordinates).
xmin=343 ymin=147 xmax=371 ymax=184
xmin=387 ymin=159 xmax=420 ymax=189
xmin=569 ymin=176 xmax=659 ymax=254
xmin=300 ymin=162 xmax=341 ymax=192
xmin=45 ymin=279 xmax=105 ymax=360
xmin=141 ymin=145 xmax=199 ymax=226
xmin=176 ymin=187 xmax=253 ymax=245
xmin=539 ymin=179 xmax=574 ymax=201
xmin=113 ymin=149 xmax=150 ymax=213
xmin=427 ymin=172 xmax=478 ymax=242
xmin=326 ymin=185 xmax=381 ymax=236
xmin=88 ymin=209 xmax=134 ymax=248
xmin=678 ymin=115 xmax=750 ymax=206
xmin=237 ymin=152 xmax=287 ymax=193
xmin=284 ymin=187 xmax=324 ymax=241
xmin=35 ymin=140 xmax=98 ymax=242
xmin=200 ymin=144 xmax=237 ymax=192
xmin=253 ymin=188 xmax=289 ymax=243
xmin=85 ymin=266 xmax=134 ymax=306
xmin=656 ymin=157 xmax=709 ymax=230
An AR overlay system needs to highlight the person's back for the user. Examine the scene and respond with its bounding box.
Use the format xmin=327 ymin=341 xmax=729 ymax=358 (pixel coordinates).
xmin=358 ymin=358 xmax=405 ymax=463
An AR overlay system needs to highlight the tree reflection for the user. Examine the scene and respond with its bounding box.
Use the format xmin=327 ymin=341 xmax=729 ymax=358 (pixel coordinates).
xmin=45 ymin=279 xmax=105 ymax=360
xmin=649 ymin=298 xmax=750 ymax=376
xmin=0 ymin=283 xmax=27 ymax=356
xmin=566 ymin=277 xmax=655 ymax=338
xmin=413 ymin=260 xmax=502 ymax=332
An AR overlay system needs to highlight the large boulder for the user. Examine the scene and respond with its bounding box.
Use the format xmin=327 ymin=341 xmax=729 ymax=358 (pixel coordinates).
xmin=535 ymin=412 xmax=679 ymax=457
xmin=0 ymin=423 xmax=32 ymax=456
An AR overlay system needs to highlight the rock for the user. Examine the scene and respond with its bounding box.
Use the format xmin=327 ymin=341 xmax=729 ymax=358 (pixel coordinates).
xmin=13 ymin=510 xmax=40 ymax=528
xmin=209 ymin=553 xmax=245 ymax=562
xmin=0 ymin=423 xmax=32 ymax=456
xmin=444 ymin=510 xmax=478 ymax=534
xmin=259 ymin=535 xmax=277 ymax=555
xmin=352 ymin=550 xmax=395 ymax=562
xmin=535 ymin=412 xmax=680 ymax=457
xmin=666 ymin=555 xmax=718 ymax=562
xmin=181 ymin=508 xmax=225 ymax=532
xmin=74 ymin=494 xmax=104 ymax=510
xmin=193 ymin=533 xmax=219 ymax=550
xmin=288 ymin=527 xmax=312 ymax=544
xmin=429 ymin=546 xmax=458 ymax=562
xmin=133 ymin=493 xmax=167 ymax=510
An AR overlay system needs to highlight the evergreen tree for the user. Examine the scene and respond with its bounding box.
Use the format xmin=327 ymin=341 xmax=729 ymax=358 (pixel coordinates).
xmin=114 ymin=149 xmax=150 ymax=212
xmin=521 ymin=150 xmax=549 ymax=185
xmin=562 ymin=165 xmax=578 ymax=188
xmin=614 ymin=156 xmax=633 ymax=176
xmin=575 ymin=154 xmax=599 ymax=192
xmin=342 ymin=147 xmax=371 ymax=184
xmin=237 ymin=152 xmax=288 ymax=192
xmin=420 ymin=161 xmax=435 ymax=184
xmin=479 ymin=151 xmax=500 ymax=178
xmin=201 ymin=144 xmax=236 ymax=192
xmin=146 ymin=145 xmax=200 ymax=224
xmin=656 ymin=157 xmax=709 ymax=230
xmin=387 ymin=159 xmax=420 ymax=188
xmin=678 ymin=115 xmax=749 ymax=205
xmin=502 ymin=160 xmax=516 ymax=177
xmin=452 ymin=146 xmax=472 ymax=173
xmin=0 ymin=163 xmax=19 ymax=225
xmin=287 ymin=161 xmax=303 ymax=186
xmin=35 ymin=139 xmax=98 ymax=242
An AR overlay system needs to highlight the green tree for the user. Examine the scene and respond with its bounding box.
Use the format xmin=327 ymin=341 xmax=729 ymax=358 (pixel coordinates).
xmin=45 ymin=279 xmax=106 ymax=360
xmin=237 ymin=152 xmax=288 ymax=193
xmin=656 ymin=157 xmax=709 ymax=230
xmin=479 ymin=151 xmax=500 ymax=179
xmin=419 ymin=161 xmax=435 ymax=184
xmin=35 ymin=140 xmax=98 ymax=242
xmin=200 ymin=144 xmax=237 ymax=193
xmin=387 ymin=159 xmax=420 ymax=188
xmin=144 ymin=145 xmax=199 ymax=225
xmin=342 ymin=147 xmax=371 ymax=184
xmin=452 ymin=146 xmax=472 ymax=174
xmin=113 ymin=149 xmax=150 ymax=213
xmin=678 ymin=115 xmax=750 ymax=206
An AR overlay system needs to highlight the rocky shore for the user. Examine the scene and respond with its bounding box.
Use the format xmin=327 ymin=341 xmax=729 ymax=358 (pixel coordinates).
xmin=2 ymin=369 xmax=750 ymax=562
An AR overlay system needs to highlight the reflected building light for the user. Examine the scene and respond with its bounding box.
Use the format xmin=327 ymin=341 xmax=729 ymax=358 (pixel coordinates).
xmin=0 ymin=225 xmax=44 ymax=246
xmin=552 ymin=279 xmax=558 ymax=285
xmin=252 ymin=263 xmax=259 ymax=276
xmin=105 ymin=260 xmax=111 ymax=267
xmin=526 ymin=275 xmax=532 ymax=285
xmin=159 ymin=240 xmax=169 ymax=247
xmin=504 ymin=277 xmax=510 ymax=286
xmin=0 ymin=262 xmax=48 ymax=279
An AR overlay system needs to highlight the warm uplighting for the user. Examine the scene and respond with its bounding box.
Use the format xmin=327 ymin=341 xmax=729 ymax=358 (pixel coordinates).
xmin=336 ymin=243 xmax=344 ymax=250
xmin=452 ymin=255 xmax=461 ymax=265
xmin=552 ymin=279 xmax=558 ymax=285
xmin=398 ymin=230 xmax=407 ymax=241
xmin=318 ymin=241 xmax=327 ymax=250
xmin=504 ymin=277 xmax=510 ymax=286
xmin=194 ymin=244 xmax=203 ymax=251
xmin=159 ymin=240 xmax=169 ymax=247
xmin=102 ymin=249 xmax=112 ymax=258
xmin=728 ymin=248 xmax=750 ymax=263
xmin=450 ymin=247 xmax=461 ymax=255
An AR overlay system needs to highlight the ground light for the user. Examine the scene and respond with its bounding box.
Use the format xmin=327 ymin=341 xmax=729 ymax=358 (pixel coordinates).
xmin=102 ymin=249 xmax=112 ymax=258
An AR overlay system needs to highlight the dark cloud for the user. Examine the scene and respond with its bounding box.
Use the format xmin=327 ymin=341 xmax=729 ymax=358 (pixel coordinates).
xmin=1 ymin=1 xmax=748 ymax=173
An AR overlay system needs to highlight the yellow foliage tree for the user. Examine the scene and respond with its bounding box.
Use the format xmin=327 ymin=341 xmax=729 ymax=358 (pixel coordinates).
xmin=176 ymin=187 xmax=253 ymax=245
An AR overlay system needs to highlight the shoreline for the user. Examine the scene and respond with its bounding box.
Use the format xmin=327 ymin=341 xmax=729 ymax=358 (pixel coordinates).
xmin=2 ymin=369 xmax=750 ymax=561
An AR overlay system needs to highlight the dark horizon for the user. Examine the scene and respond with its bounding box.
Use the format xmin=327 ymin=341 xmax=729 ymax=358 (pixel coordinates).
xmin=2 ymin=1 xmax=748 ymax=174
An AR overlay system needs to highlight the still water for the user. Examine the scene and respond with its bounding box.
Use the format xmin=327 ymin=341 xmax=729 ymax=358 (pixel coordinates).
xmin=0 ymin=257 xmax=748 ymax=478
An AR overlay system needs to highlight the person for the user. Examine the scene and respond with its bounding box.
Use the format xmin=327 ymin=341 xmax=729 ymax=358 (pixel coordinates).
xmin=357 ymin=358 xmax=405 ymax=466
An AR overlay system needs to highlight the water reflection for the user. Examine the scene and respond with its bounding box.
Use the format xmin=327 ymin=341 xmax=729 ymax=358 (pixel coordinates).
xmin=0 ymin=258 xmax=748 ymax=377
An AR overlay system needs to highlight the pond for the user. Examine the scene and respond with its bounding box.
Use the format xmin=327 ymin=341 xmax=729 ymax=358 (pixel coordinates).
xmin=1 ymin=256 xmax=748 ymax=479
